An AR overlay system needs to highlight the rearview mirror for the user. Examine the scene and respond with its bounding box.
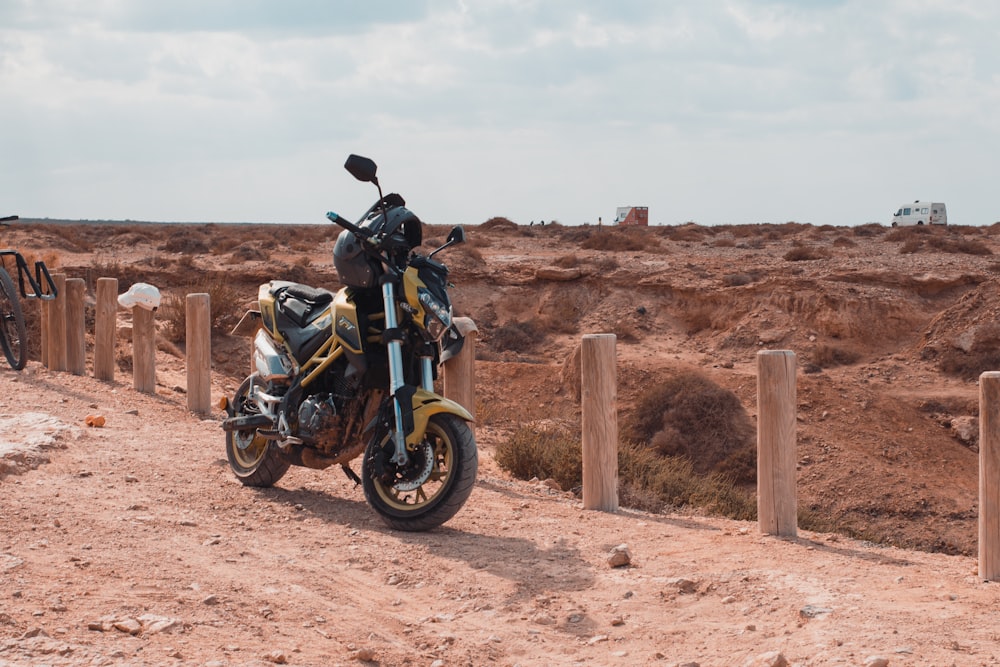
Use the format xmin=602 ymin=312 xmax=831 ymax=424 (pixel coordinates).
xmin=344 ymin=154 xmax=378 ymax=184
xmin=446 ymin=226 xmax=466 ymax=246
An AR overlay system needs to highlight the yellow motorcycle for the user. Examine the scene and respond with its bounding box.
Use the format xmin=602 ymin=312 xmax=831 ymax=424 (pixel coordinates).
xmin=222 ymin=155 xmax=476 ymax=531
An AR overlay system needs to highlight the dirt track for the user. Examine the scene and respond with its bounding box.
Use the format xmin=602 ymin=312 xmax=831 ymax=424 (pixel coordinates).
xmin=2 ymin=361 xmax=1000 ymax=666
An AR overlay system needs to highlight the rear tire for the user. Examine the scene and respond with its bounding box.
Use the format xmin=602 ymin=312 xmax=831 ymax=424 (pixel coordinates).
xmin=0 ymin=267 xmax=27 ymax=370
xmin=225 ymin=376 xmax=291 ymax=487
xmin=363 ymin=413 xmax=477 ymax=531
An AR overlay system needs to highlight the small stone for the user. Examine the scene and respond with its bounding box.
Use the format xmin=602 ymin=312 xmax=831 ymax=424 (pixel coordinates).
xmin=610 ymin=616 xmax=625 ymax=626
xmin=113 ymin=618 xmax=142 ymax=635
xmin=607 ymin=544 xmax=632 ymax=568
xmin=202 ymin=594 xmax=219 ymax=605
xmin=668 ymin=578 xmax=699 ymax=594
xmin=747 ymin=651 xmax=788 ymax=667
xmin=587 ymin=634 xmax=609 ymax=645
xmin=863 ymin=658 xmax=889 ymax=667
xmin=351 ymin=647 xmax=376 ymax=661
xmin=265 ymin=649 xmax=288 ymax=664
xmin=799 ymin=604 xmax=833 ymax=618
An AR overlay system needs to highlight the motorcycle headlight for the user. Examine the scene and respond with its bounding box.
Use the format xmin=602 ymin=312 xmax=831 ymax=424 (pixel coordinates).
xmin=417 ymin=288 xmax=452 ymax=341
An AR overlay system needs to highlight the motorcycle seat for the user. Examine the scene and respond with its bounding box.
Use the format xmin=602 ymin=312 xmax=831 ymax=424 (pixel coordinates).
xmin=276 ymin=284 xmax=335 ymax=328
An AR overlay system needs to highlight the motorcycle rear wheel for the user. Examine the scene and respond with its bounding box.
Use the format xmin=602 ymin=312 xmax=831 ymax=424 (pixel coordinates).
xmin=225 ymin=376 xmax=291 ymax=487
xmin=363 ymin=413 xmax=477 ymax=532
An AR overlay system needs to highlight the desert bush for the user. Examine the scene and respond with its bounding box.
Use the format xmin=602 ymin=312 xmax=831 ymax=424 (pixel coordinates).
xmin=488 ymin=320 xmax=543 ymax=353
xmin=160 ymin=280 xmax=246 ymax=343
xmin=160 ymin=235 xmax=209 ymax=254
xmin=479 ymin=216 xmax=518 ymax=231
xmin=494 ymin=425 xmax=755 ymax=519
xmin=494 ymin=423 xmax=583 ymax=492
xmin=832 ymin=236 xmax=857 ymax=248
xmin=811 ymin=343 xmax=861 ymax=368
xmin=853 ymin=223 xmax=885 ymax=237
xmin=926 ymin=236 xmax=992 ymax=256
xmin=885 ymin=226 xmax=930 ymax=243
xmin=712 ymin=237 xmax=736 ymax=248
xmin=227 ymin=243 xmax=270 ymax=263
xmin=783 ymin=246 xmax=829 ymax=261
xmin=899 ymin=238 xmax=923 ymax=254
xmin=939 ymin=348 xmax=1000 ymax=381
xmin=554 ymin=254 xmax=578 ymax=269
xmin=580 ymin=230 xmax=650 ymax=252
xmin=623 ymin=370 xmax=756 ymax=483
xmin=722 ymin=272 xmax=756 ymax=287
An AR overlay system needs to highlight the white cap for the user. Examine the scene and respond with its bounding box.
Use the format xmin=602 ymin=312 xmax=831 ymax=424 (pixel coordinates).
xmin=118 ymin=282 xmax=161 ymax=310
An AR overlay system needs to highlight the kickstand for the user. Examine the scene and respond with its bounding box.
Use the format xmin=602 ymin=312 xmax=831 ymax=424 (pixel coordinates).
xmin=341 ymin=464 xmax=362 ymax=486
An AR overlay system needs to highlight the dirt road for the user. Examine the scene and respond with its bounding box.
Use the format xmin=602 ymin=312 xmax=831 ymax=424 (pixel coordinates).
xmin=1 ymin=363 xmax=999 ymax=667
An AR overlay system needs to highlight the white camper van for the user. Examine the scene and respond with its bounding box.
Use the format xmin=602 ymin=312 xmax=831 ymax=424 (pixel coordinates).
xmin=891 ymin=201 xmax=947 ymax=227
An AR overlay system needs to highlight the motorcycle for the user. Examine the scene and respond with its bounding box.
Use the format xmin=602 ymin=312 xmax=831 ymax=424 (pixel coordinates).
xmin=221 ymin=154 xmax=477 ymax=531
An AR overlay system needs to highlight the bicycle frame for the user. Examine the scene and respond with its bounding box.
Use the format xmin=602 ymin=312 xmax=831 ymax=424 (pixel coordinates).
xmin=0 ymin=251 xmax=57 ymax=301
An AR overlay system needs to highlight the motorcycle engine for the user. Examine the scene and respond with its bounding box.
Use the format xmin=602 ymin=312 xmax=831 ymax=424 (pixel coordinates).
xmin=297 ymin=393 xmax=342 ymax=446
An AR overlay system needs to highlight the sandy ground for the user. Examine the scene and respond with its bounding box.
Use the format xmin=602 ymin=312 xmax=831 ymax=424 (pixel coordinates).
xmin=3 ymin=361 xmax=1000 ymax=667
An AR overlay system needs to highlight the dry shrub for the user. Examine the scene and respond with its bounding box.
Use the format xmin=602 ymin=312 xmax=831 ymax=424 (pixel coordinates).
xmin=783 ymin=246 xmax=830 ymax=261
xmin=160 ymin=280 xmax=246 ymax=343
xmin=885 ymin=226 xmax=930 ymax=243
xmin=612 ymin=318 xmax=640 ymax=343
xmin=712 ymin=237 xmax=736 ymax=248
xmin=832 ymin=236 xmax=856 ymax=248
xmin=939 ymin=348 xmax=1000 ymax=381
xmin=721 ymin=272 xmax=756 ymax=287
xmin=494 ymin=423 xmax=583 ymax=492
xmin=580 ymin=230 xmax=650 ymax=252
xmin=811 ymin=343 xmax=861 ymax=368
xmin=494 ymin=425 xmax=755 ymax=519
xmin=160 ymin=235 xmax=208 ymax=254
xmin=853 ymin=223 xmax=885 ymax=237
xmin=479 ymin=217 xmax=518 ymax=231
xmin=926 ymin=236 xmax=992 ymax=256
xmin=899 ymin=238 xmax=923 ymax=254
xmin=623 ymin=370 xmax=756 ymax=483
xmin=488 ymin=320 xmax=543 ymax=353
xmin=554 ymin=254 xmax=578 ymax=269
xmin=227 ymin=244 xmax=270 ymax=263
xmin=665 ymin=225 xmax=708 ymax=243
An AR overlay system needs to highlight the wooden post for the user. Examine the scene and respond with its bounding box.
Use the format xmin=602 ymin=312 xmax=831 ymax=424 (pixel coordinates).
xmin=581 ymin=333 xmax=618 ymax=512
xmin=186 ymin=293 xmax=211 ymax=414
xmin=48 ymin=273 xmax=67 ymax=372
xmin=132 ymin=306 xmax=156 ymax=394
xmin=980 ymin=372 xmax=1000 ymax=579
xmin=65 ymin=278 xmax=86 ymax=375
xmin=94 ymin=278 xmax=118 ymax=381
xmin=443 ymin=317 xmax=478 ymax=419
xmin=757 ymin=350 xmax=798 ymax=537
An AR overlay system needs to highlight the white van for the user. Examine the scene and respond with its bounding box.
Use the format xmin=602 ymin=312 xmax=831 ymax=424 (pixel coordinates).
xmin=891 ymin=201 xmax=947 ymax=227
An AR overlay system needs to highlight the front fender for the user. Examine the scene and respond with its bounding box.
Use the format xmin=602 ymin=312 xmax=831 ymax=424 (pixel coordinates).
xmin=405 ymin=388 xmax=473 ymax=446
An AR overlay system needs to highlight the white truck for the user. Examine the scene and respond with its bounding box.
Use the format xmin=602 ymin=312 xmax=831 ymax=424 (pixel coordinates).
xmin=891 ymin=201 xmax=947 ymax=227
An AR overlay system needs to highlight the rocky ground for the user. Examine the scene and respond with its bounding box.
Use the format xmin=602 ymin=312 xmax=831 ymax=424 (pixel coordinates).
xmin=2 ymin=219 xmax=1000 ymax=665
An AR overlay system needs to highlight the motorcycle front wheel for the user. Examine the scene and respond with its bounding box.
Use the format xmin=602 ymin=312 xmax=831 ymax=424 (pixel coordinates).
xmin=363 ymin=413 xmax=478 ymax=532
xmin=225 ymin=376 xmax=291 ymax=487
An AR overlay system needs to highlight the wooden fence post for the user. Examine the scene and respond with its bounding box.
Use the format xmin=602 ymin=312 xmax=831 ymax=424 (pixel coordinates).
xmin=757 ymin=350 xmax=798 ymax=537
xmin=65 ymin=278 xmax=86 ymax=375
xmin=979 ymin=372 xmax=1000 ymax=580
xmin=48 ymin=273 xmax=67 ymax=372
xmin=132 ymin=306 xmax=156 ymax=394
xmin=443 ymin=317 xmax=478 ymax=419
xmin=40 ymin=297 xmax=49 ymax=367
xmin=582 ymin=333 xmax=618 ymax=512
xmin=94 ymin=278 xmax=118 ymax=381
xmin=186 ymin=293 xmax=211 ymax=415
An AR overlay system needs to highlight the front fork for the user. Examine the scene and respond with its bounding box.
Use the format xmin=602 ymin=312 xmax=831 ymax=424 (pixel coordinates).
xmin=381 ymin=278 xmax=417 ymax=467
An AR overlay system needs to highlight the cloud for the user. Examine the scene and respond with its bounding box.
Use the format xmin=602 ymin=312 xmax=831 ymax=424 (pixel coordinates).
xmin=2 ymin=0 xmax=999 ymax=224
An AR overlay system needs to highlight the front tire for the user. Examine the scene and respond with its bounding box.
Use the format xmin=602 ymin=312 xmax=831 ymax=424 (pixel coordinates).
xmin=225 ymin=376 xmax=291 ymax=487
xmin=0 ymin=267 xmax=27 ymax=370
xmin=363 ymin=413 xmax=477 ymax=531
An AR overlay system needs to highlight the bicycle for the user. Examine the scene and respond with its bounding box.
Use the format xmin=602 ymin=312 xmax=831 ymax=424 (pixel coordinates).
xmin=0 ymin=215 xmax=58 ymax=370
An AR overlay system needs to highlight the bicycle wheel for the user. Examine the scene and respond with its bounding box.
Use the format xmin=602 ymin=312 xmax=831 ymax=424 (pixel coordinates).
xmin=0 ymin=267 xmax=27 ymax=370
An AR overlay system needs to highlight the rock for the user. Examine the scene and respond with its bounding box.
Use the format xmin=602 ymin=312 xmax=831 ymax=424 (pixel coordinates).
xmin=202 ymin=594 xmax=220 ymax=605
xmin=535 ymin=267 xmax=581 ymax=282
xmin=265 ymin=649 xmax=288 ymax=664
xmin=951 ymin=416 xmax=978 ymax=445
xmin=863 ymin=657 xmax=890 ymax=667
xmin=607 ymin=544 xmax=632 ymax=568
xmin=757 ymin=329 xmax=788 ymax=345
xmin=799 ymin=604 xmax=833 ymax=618
xmin=84 ymin=414 xmax=106 ymax=427
xmin=113 ymin=618 xmax=142 ymax=635
xmin=667 ymin=577 xmax=699 ymax=594
xmin=743 ymin=651 xmax=788 ymax=667
xmin=351 ymin=647 xmax=377 ymax=661
xmin=560 ymin=344 xmax=582 ymax=402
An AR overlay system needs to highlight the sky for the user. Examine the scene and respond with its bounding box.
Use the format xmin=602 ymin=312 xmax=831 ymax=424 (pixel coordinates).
xmin=2 ymin=0 xmax=999 ymax=227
